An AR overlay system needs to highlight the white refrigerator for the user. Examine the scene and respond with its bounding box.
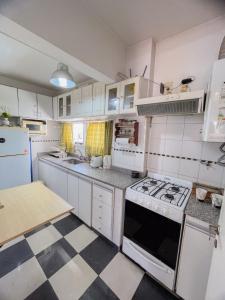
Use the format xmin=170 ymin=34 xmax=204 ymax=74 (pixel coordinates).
xmin=0 ymin=127 xmax=31 ymax=189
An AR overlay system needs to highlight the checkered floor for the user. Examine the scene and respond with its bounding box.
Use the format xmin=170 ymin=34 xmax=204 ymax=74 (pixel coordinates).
xmin=0 ymin=213 xmax=178 ymax=300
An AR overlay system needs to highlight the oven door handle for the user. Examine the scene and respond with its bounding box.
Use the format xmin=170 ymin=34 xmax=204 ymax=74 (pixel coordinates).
xmin=127 ymin=241 xmax=172 ymax=274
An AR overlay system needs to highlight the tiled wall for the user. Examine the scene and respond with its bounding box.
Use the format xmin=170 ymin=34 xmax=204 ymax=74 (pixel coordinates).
xmin=147 ymin=115 xmax=225 ymax=188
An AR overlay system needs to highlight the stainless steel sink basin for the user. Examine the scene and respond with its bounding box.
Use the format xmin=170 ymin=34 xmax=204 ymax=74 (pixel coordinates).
xmin=64 ymin=158 xmax=84 ymax=165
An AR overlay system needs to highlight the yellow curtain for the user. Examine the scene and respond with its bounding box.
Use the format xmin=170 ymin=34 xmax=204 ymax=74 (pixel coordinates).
xmin=60 ymin=123 xmax=74 ymax=153
xmin=85 ymin=121 xmax=113 ymax=156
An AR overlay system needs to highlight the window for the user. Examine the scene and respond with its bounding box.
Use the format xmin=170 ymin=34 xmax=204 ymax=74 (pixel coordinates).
xmin=73 ymin=123 xmax=84 ymax=144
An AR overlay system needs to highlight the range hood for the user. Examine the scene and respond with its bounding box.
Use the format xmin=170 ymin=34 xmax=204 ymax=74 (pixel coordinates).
xmin=136 ymin=90 xmax=205 ymax=116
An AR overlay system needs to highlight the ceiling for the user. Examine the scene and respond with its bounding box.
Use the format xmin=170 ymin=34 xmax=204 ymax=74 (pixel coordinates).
xmin=0 ymin=32 xmax=91 ymax=92
xmin=84 ymin=0 xmax=225 ymax=44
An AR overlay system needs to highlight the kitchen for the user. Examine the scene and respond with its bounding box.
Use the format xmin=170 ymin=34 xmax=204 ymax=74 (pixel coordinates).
xmin=0 ymin=1 xmax=225 ymax=299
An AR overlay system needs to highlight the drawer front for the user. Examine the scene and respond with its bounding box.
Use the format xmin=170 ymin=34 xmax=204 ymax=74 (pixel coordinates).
xmin=92 ymin=217 xmax=102 ymax=233
xmin=92 ymin=198 xmax=103 ymax=221
xmin=93 ymin=184 xmax=113 ymax=206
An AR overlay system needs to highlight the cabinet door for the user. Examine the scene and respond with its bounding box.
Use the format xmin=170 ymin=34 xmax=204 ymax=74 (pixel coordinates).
xmin=81 ymin=85 xmax=92 ymax=116
xmin=92 ymin=82 xmax=105 ymax=116
xmin=71 ymin=88 xmax=82 ymax=117
xmin=53 ymin=97 xmax=58 ymax=120
xmin=0 ymin=85 xmax=19 ymax=116
xmin=18 ymin=89 xmax=38 ymax=119
xmin=78 ymin=178 xmax=92 ymax=226
xmin=37 ymin=94 xmax=53 ymax=120
xmin=176 ymin=223 xmax=214 ymax=300
xmin=65 ymin=93 xmax=72 ymax=117
xmin=67 ymin=173 xmax=79 ymax=215
xmin=105 ymin=83 xmax=120 ymax=115
xmin=52 ymin=166 xmax=68 ymax=201
xmin=38 ymin=160 xmax=50 ymax=186
xmin=120 ymin=78 xmax=139 ymax=114
xmin=58 ymin=95 xmax=64 ymax=118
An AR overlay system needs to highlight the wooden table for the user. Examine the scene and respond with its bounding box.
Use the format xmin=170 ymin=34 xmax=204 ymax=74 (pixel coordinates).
xmin=0 ymin=181 xmax=73 ymax=246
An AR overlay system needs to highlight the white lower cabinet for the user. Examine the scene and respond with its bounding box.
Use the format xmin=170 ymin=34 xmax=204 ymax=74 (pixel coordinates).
xmin=92 ymin=184 xmax=113 ymax=240
xmin=176 ymin=217 xmax=214 ymax=300
xmin=38 ymin=161 xmax=67 ymax=201
xmin=67 ymin=173 xmax=79 ymax=215
xmin=78 ymin=178 xmax=92 ymax=226
xmin=38 ymin=160 xmax=124 ymax=245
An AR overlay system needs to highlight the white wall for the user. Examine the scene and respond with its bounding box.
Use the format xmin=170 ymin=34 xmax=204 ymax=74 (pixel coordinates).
xmin=0 ymin=0 xmax=125 ymax=81
xmin=153 ymin=16 xmax=225 ymax=95
xmin=125 ymin=38 xmax=155 ymax=80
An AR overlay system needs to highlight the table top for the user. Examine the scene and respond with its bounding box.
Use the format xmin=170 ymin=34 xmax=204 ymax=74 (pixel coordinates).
xmin=0 ymin=181 xmax=73 ymax=246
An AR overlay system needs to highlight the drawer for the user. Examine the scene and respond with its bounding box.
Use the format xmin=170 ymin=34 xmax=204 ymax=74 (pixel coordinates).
xmin=92 ymin=217 xmax=102 ymax=233
xmin=93 ymin=184 xmax=113 ymax=206
xmin=92 ymin=198 xmax=103 ymax=220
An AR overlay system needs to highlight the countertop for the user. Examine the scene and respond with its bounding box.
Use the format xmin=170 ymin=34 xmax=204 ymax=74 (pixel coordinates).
xmin=0 ymin=181 xmax=73 ymax=246
xmin=185 ymin=192 xmax=221 ymax=226
xmin=39 ymin=155 xmax=139 ymax=190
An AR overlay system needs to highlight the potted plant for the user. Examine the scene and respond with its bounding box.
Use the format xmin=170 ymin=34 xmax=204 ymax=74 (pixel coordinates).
xmin=0 ymin=107 xmax=10 ymax=126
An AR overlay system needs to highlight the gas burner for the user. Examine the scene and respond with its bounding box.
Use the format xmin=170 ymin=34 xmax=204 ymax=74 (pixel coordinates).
xmin=171 ymin=186 xmax=180 ymax=193
xmin=150 ymin=180 xmax=158 ymax=185
xmin=165 ymin=194 xmax=174 ymax=200
xmin=142 ymin=186 xmax=149 ymax=191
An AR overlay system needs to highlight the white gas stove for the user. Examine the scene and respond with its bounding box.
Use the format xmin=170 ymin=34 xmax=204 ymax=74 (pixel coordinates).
xmin=123 ymin=173 xmax=192 ymax=290
xmin=125 ymin=172 xmax=192 ymax=223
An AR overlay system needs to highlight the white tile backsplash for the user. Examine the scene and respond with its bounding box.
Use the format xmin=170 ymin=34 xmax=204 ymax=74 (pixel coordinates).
xmin=147 ymin=115 xmax=224 ymax=188
xmin=166 ymin=123 xmax=184 ymax=140
xmin=183 ymin=123 xmax=203 ymax=141
xmin=179 ymin=159 xmax=200 ymax=179
xmin=165 ymin=140 xmax=182 ymax=156
xmin=181 ymin=141 xmax=202 ymax=159
xmin=162 ymin=157 xmax=180 ymax=175
xmin=198 ymin=163 xmax=223 ymax=187
xmin=201 ymin=142 xmax=222 ymax=161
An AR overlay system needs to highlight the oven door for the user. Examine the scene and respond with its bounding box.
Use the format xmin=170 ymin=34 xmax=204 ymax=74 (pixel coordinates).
xmin=123 ymin=200 xmax=181 ymax=271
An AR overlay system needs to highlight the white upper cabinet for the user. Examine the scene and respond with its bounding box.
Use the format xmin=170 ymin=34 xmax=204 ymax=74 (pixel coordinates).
xmin=105 ymin=82 xmax=120 ymax=115
xmin=81 ymin=85 xmax=92 ymax=116
xmin=37 ymin=94 xmax=53 ymax=120
xmin=71 ymin=88 xmax=82 ymax=117
xmin=57 ymin=92 xmax=72 ymax=119
xmin=53 ymin=96 xmax=58 ymax=120
xmin=105 ymin=77 xmax=148 ymax=115
xmin=92 ymin=82 xmax=105 ymax=116
xmin=18 ymin=89 xmax=38 ymax=119
xmin=0 ymin=85 xmax=19 ymax=116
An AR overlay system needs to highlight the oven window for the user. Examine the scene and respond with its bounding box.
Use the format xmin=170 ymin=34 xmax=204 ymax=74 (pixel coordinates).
xmin=26 ymin=124 xmax=40 ymax=131
xmin=124 ymin=200 xmax=181 ymax=270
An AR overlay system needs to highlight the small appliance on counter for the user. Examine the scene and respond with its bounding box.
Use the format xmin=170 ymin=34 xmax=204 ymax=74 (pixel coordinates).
xmin=90 ymin=156 xmax=103 ymax=168
xmin=103 ymin=155 xmax=111 ymax=169
xmin=48 ymin=146 xmax=67 ymax=159
xmin=22 ymin=119 xmax=47 ymax=135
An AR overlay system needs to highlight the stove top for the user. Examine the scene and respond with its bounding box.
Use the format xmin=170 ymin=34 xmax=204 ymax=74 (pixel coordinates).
xmin=130 ymin=176 xmax=190 ymax=207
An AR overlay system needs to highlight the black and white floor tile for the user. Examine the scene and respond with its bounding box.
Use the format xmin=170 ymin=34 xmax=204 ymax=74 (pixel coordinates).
xmin=0 ymin=213 xmax=178 ymax=300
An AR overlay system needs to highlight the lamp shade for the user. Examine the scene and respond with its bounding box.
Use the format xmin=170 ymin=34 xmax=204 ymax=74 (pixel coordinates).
xmin=50 ymin=63 xmax=76 ymax=88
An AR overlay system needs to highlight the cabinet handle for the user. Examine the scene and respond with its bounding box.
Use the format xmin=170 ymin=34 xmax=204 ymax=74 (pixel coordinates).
xmin=99 ymin=205 xmax=102 ymax=208
xmin=214 ymin=238 xmax=218 ymax=248
xmin=98 ymin=227 xmax=101 ymax=230
xmin=98 ymin=216 xmax=102 ymax=219
xmin=99 ymin=194 xmax=102 ymax=198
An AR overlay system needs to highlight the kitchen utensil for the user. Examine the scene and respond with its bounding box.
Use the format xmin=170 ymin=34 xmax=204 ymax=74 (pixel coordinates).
xmin=196 ymin=188 xmax=207 ymax=202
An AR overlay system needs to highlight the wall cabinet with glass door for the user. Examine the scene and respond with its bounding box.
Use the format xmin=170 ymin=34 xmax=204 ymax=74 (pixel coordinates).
xmin=58 ymin=92 xmax=72 ymax=119
xmin=105 ymin=77 xmax=148 ymax=115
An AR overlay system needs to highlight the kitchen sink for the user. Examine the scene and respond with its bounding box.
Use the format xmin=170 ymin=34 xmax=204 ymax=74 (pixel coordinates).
xmin=64 ymin=158 xmax=84 ymax=165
